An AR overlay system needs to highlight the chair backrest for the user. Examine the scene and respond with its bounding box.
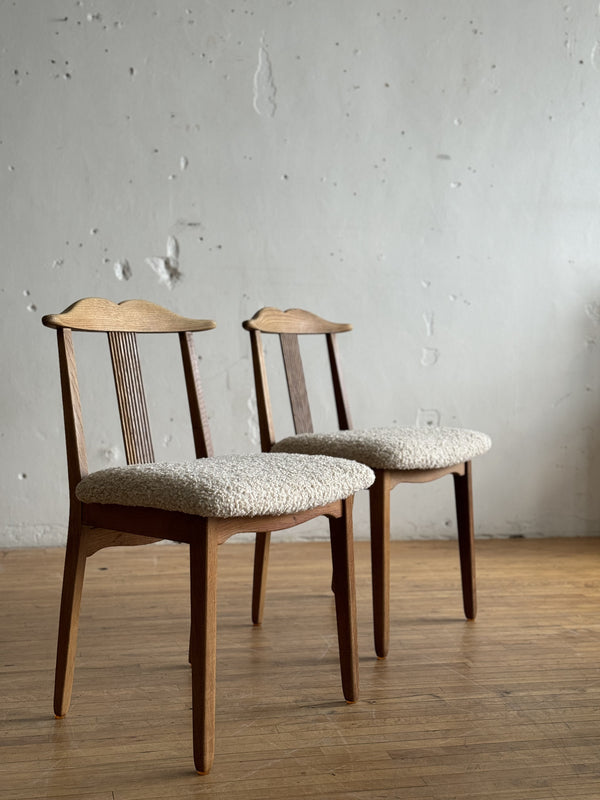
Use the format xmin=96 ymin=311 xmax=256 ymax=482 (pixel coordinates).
xmin=43 ymin=298 xmax=216 ymax=500
xmin=243 ymin=307 xmax=354 ymax=451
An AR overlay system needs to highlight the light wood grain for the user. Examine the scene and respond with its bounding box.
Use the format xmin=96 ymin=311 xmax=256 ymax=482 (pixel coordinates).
xmin=42 ymin=297 xmax=216 ymax=333
xmin=179 ymin=330 xmax=214 ymax=459
xmin=107 ymin=331 xmax=155 ymax=464
xmin=279 ymin=333 xmax=314 ymax=434
xmin=249 ymin=329 xmax=276 ymax=451
xmin=243 ymin=306 xmax=352 ymax=335
xmin=1 ymin=538 xmax=599 ymax=799
xmin=326 ymin=333 xmax=352 ymax=430
xmin=56 ymin=328 xmax=88 ymax=496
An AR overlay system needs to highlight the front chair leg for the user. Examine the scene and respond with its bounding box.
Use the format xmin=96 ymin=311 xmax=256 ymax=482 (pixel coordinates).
xmin=251 ymin=531 xmax=271 ymax=624
xmin=328 ymin=497 xmax=359 ymax=703
xmin=189 ymin=529 xmax=219 ymax=775
xmin=369 ymin=471 xmax=391 ymax=659
xmin=54 ymin=519 xmax=87 ymax=719
xmin=453 ymin=461 xmax=477 ymax=620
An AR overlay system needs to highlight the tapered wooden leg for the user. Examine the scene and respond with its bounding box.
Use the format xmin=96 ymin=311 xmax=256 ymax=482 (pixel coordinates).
xmin=329 ymin=497 xmax=359 ymax=703
xmin=189 ymin=529 xmax=219 ymax=775
xmin=252 ymin=532 xmax=271 ymax=625
xmin=54 ymin=520 xmax=87 ymax=718
xmin=454 ymin=461 xmax=477 ymax=620
xmin=369 ymin=471 xmax=391 ymax=659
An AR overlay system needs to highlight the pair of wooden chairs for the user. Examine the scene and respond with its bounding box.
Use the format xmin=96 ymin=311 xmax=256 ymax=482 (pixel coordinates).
xmin=43 ymin=298 xmax=491 ymax=774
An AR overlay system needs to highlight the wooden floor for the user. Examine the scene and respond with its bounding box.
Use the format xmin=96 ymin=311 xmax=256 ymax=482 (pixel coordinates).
xmin=1 ymin=537 xmax=599 ymax=800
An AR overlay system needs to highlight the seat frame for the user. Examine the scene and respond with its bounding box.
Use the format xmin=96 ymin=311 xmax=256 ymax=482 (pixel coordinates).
xmin=43 ymin=298 xmax=359 ymax=774
xmin=243 ymin=307 xmax=476 ymax=659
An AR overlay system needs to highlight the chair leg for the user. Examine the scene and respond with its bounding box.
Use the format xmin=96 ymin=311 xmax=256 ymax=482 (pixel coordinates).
xmin=189 ymin=530 xmax=219 ymax=775
xmin=328 ymin=497 xmax=359 ymax=703
xmin=251 ymin=532 xmax=271 ymax=625
xmin=54 ymin=520 xmax=87 ymax=719
xmin=453 ymin=461 xmax=477 ymax=620
xmin=369 ymin=471 xmax=391 ymax=659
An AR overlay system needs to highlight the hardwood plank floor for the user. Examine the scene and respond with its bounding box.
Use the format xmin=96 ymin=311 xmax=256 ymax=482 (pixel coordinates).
xmin=1 ymin=538 xmax=599 ymax=799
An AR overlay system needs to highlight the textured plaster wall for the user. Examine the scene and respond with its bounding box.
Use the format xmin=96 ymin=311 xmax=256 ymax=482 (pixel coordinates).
xmin=1 ymin=0 xmax=600 ymax=547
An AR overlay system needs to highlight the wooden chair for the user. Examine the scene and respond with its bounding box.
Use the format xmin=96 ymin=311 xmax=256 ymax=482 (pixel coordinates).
xmin=42 ymin=298 xmax=375 ymax=774
xmin=243 ymin=307 xmax=492 ymax=658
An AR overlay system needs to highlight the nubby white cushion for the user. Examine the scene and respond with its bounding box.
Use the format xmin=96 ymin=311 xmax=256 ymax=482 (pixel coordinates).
xmin=76 ymin=453 xmax=375 ymax=518
xmin=271 ymin=426 xmax=492 ymax=471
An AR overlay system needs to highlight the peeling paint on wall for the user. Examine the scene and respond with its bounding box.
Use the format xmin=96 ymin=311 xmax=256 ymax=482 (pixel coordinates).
xmin=146 ymin=237 xmax=182 ymax=289
xmin=423 ymin=311 xmax=434 ymax=336
xmin=253 ymin=35 xmax=277 ymax=117
xmin=585 ymin=301 xmax=600 ymax=324
xmin=420 ymin=347 xmax=439 ymax=367
xmin=166 ymin=236 xmax=179 ymax=261
xmin=113 ymin=259 xmax=132 ymax=281
xmin=146 ymin=257 xmax=182 ymax=289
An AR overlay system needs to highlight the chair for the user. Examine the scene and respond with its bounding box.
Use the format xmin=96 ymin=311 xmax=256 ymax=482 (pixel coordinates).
xmin=42 ymin=298 xmax=374 ymax=774
xmin=242 ymin=307 xmax=492 ymax=658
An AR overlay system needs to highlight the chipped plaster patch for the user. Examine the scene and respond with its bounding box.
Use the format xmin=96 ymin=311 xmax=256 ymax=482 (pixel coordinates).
xmin=420 ymin=347 xmax=440 ymax=366
xmin=585 ymin=301 xmax=600 ymax=324
xmin=113 ymin=259 xmax=132 ymax=281
xmin=423 ymin=311 xmax=434 ymax=336
xmin=146 ymin=237 xmax=182 ymax=289
xmin=253 ymin=35 xmax=277 ymax=117
xmin=146 ymin=257 xmax=182 ymax=289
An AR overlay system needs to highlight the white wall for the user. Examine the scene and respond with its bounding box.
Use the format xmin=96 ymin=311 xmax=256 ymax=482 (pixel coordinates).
xmin=2 ymin=0 xmax=599 ymax=547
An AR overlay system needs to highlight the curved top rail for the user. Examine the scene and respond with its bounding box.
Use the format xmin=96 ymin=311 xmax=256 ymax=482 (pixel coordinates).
xmin=243 ymin=307 xmax=352 ymax=335
xmin=42 ymin=298 xmax=216 ymax=333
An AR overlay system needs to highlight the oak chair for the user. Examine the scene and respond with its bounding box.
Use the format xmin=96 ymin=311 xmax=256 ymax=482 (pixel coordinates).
xmin=243 ymin=307 xmax=492 ymax=658
xmin=42 ymin=298 xmax=375 ymax=774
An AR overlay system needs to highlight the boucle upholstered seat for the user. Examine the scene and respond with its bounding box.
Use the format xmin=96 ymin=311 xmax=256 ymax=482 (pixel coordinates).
xmin=43 ymin=298 xmax=370 ymax=776
xmin=272 ymin=426 xmax=492 ymax=471
xmin=243 ymin=306 xmax=493 ymax=659
xmin=76 ymin=453 xmax=374 ymax=517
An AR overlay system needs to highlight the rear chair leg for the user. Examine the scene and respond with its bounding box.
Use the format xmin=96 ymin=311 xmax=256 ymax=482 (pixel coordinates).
xmin=54 ymin=521 xmax=87 ymax=718
xmin=369 ymin=471 xmax=391 ymax=659
xmin=329 ymin=497 xmax=359 ymax=703
xmin=252 ymin=532 xmax=271 ymax=625
xmin=189 ymin=531 xmax=219 ymax=775
xmin=453 ymin=461 xmax=477 ymax=620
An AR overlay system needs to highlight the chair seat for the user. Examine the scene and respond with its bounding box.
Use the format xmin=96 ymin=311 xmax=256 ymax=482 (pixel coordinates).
xmin=76 ymin=452 xmax=375 ymax=518
xmin=271 ymin=426 xmax=492 ymax=471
